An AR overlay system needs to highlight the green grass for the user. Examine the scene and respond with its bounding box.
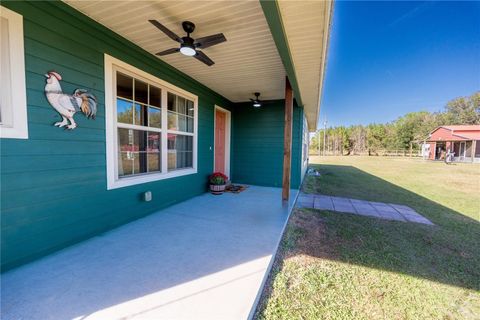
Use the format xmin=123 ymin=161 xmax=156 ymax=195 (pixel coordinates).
xmin=256 ymin=156 xmax=480 ymax=320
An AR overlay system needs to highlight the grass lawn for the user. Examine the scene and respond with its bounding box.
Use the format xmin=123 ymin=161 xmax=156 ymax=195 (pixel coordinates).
xmin=256 ymin=156 xmax=480 ymax=320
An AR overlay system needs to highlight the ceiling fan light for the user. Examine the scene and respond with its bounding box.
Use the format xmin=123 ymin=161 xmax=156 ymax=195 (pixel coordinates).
xmin=180 ymin=45 xmax=196 ymax=56
xmin=253 ymin=102 xmax=261 ymax=108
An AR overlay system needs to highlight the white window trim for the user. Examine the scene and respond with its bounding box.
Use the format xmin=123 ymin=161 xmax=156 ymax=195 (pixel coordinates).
xmin=104 ymin=54 xmax=198 ymax=190
xmin=301 ymin=115 xmax=309 ymax=180
xmin=303 ymin=115 xmax=309 ymax=165
xmin=213 ymin=105 xmax=231 ymax=179
xmin=0 ymin=6 xmax=28 ymax=139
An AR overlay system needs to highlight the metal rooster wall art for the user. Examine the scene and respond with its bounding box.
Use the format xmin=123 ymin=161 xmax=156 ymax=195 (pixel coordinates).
xmin=44 ymin=71 xmax=97 ymax=129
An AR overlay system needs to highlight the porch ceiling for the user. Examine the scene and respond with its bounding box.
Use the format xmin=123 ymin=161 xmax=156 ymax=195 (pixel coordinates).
xmin=277 ymin=0 xmax=333 ymax=131
xmin=64 ymin=0 xmax=286 ymax=102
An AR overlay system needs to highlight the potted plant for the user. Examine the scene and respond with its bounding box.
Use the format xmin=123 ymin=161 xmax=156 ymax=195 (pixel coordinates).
xmin=209 ymin=172 xmax=228 ymax=195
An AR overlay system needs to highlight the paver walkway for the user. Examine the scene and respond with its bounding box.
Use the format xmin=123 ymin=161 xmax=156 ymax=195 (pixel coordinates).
xmin=297 ymin=193 xmax=433 ymax=225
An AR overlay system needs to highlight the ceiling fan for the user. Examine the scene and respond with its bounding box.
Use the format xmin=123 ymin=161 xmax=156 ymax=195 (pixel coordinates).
xmin=250 ymin=92 xmax=262 ymax=107
xmin=149 ymin=20 xmax=226 ymax=66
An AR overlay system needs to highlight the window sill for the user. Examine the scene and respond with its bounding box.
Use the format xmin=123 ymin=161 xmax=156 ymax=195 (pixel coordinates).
xmin=108 ymin=168 xmax=197 ymax=190
xmin=0 ymin=125 xmax=29 ymax=139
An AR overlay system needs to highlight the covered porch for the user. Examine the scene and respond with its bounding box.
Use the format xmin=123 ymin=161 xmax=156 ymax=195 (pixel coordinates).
xmin=429 ymin=140 xmax=480 ymax=162
xmin=1 ymin=0 xmax=330 ymax=318
xmin=1 ymin=0 xmax=331 ymax=273
xmin=2 ymin=186 xmax=297 ymax=320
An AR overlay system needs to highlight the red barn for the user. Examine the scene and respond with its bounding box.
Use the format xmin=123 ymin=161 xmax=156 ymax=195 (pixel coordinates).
xmin=426 ymin=125 xmax=480 ymax=162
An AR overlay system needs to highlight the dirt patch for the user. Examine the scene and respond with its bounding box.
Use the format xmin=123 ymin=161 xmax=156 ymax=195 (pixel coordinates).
xmin=254 ymin=208 xmax=334 ymax=318
xmin=287 ymin=209 xmax=339 ymax=260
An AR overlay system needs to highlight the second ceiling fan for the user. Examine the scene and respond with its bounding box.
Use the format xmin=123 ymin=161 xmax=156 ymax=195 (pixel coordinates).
xmin=149 ymin=20 xmax=226 ymax=66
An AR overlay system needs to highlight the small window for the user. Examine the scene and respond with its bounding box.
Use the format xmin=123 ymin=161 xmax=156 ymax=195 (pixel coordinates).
xmin=167 ymin=92 xmax=194 ymax=133
xmin=105 ymin=54 xmax=198 ymax=189
xmin=0 ymin=6 xmax=27 ymax=139
xmin=167 ymin=92 xmax=194 ymax=171
xmin=168 ymin=134 xmax=193 ymax=171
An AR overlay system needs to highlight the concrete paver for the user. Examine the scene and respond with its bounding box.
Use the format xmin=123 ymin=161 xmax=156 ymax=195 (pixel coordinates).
xmin=331 ymin=197 xmax=356 ymax=214
xmin=353 ymin=204 xmax=380 ymax=217
xmin=298 ymin=193 xmax=433 ymax=225
xmin=314 ymin=195 xmax=334 ymax=211
xmin=297 ymin=194 xmax=314 ymax=208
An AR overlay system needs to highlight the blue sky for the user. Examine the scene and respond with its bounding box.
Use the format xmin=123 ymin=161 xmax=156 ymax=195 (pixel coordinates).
xmin=319 ymin=1 xmax=480 ymax=128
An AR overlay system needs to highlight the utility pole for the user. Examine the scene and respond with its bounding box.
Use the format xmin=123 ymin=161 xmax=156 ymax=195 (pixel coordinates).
xmin=317 ymin=130 xmax=320 ymax=156
xmin=323 ymin=118 xmax=327 ymax=156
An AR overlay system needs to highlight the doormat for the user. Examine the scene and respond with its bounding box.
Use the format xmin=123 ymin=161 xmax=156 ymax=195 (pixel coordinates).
xmin=225 ymin=184 xmax=248 ymax=193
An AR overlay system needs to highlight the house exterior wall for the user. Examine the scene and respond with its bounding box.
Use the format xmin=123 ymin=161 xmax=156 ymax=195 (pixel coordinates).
xmin=0 ymin=1 xmax=233 ymax=271
xmin=231 ymin=100 xmax=304 ymax=189
xmin=1 ymin=1 xmax=308 ymax=272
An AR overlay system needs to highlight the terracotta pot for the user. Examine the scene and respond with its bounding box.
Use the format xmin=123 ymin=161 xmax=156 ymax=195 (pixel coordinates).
xmin=210 ymin=184 xmax=226 ymax=195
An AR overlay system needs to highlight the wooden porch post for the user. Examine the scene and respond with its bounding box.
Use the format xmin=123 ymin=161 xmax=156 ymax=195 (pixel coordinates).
xmin=471 ymin=140 xmax=476 ymax=162
xmin=282 ymin=77 xmax=293 ymax=201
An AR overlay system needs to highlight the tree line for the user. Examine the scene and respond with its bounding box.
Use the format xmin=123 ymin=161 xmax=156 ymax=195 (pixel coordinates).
xmin=310 ymin=91 xmax=480 ymax=155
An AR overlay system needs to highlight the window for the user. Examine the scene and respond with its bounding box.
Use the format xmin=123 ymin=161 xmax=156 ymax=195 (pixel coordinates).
xmin=0 ymin=6 xmax=27 ymax=139
xmin=105 ymin=55 xmax=198 ymax=189
xmin=302 ymin=116 xmax=309 ymax=165
xmin=115 ymin=73 xmax=162 ymax=177
xmin=301 ymin=115 xmax=309 ymax=178
xmin=167 ymin=92 xmax=194 ymax=170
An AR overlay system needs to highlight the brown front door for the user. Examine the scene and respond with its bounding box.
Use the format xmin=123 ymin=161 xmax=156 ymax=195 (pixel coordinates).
xmin=214 ymin=109 xmax=226 ymax=174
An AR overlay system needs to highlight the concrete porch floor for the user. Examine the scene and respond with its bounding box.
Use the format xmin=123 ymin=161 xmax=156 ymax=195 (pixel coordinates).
xmin=1 ymin=186 xmax=297 ymax=320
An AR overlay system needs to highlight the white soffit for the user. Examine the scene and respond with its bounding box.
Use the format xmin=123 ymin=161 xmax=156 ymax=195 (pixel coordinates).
xmin=277 ymin=0 xmax=332 ymax=131
xmin=64 ymin=0 xmax=286 ymax=102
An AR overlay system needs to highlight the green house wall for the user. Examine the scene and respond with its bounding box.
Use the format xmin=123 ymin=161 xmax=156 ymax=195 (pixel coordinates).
xmin=231 ymin=100 xmax=304 ymax=188
xmin=0 ymin=1 xmax=235 ymax=272
xmin=0 ymin=1 xmax=307 ymax=272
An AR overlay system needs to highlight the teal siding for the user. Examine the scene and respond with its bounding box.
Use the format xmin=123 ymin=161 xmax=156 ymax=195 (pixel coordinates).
xmin=0 ymin=1 xmax=232 ymax=271
xmin=231 ymin=100 xmax=304 ymax=188
xmin=0 ymin=1 xmax=307 ymax=272
xmin=292 ymin=106 xmax=304 ymax=188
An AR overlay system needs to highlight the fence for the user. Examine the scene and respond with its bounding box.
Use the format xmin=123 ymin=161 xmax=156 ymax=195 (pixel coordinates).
xmin=309 ymin=149 xmax=422 ymax=157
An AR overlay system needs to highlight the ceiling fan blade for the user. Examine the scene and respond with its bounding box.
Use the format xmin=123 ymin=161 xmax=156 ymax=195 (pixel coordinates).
xmin=194 ymin=50 xmax=215 ymax=66
xmin=250 ymin=98 xmax=255 ymax=102
xmin=149 ymin=20 xmax=182 ymax=43
xmin=194 ymin=33 xmax=226 ymax=49
xmin=156 ymin=48 xmax=180 ymax=56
